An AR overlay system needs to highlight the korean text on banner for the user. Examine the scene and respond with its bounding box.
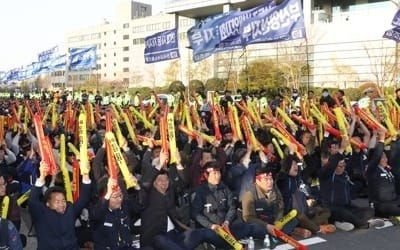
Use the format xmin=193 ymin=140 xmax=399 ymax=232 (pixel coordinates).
xmin=144 ymin=28 xmax=180 ymax=64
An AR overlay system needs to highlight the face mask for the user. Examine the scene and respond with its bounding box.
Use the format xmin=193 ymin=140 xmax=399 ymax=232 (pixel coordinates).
xmin=322 ymin=92 xmax=328 ymax=97
xmin=292 ymin=93 xmax=298 ymax=97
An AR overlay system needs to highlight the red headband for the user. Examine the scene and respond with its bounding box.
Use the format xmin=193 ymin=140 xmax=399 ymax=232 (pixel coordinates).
xmin=255 ymin=172 xmax=273 ymax=181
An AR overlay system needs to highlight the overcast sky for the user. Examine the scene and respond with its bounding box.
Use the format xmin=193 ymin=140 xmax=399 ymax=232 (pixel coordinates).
xmin=0 ymin=0 xmax=165 ymax=71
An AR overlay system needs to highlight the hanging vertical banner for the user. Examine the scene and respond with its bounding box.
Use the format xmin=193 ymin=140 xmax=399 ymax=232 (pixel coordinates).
xmin=144 ymin=28 xmax=180 ymax=63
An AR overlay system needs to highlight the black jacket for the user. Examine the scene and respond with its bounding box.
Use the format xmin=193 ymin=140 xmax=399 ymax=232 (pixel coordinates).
xmin=319 ymin=154 xmax=352 ymax=207
xmin=366 ymin=142 xmax=398 ymax=203
xmin=190 ymin=183 xmax=236 ymax=228
xmin=140 ymin=187 xmax=186 ymax=248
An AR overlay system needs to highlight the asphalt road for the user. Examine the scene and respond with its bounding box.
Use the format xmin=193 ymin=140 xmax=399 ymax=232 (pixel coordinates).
xmin=21 ymin=219 xmax=400 ymax=250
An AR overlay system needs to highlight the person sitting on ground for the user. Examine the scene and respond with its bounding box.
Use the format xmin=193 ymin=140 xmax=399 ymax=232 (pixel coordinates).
xmin=91 ymin=177 xmax=141 ymax=250
xmin=28 ymin=161 xmax=92 ymax=249
xmin=277 ymin=145 xmax=336 ymax=237
xmin=366 ymin=130 xmax=400 ymax=221
xmin=241 ymin=166 xmax=297 ymax=249
xmin=190 ymin=161 xmax=266 ymax=249
xmin=319 ymin=143 xmax=384 ymax=231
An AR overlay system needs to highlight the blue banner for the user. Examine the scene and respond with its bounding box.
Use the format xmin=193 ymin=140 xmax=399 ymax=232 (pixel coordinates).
xmin=392 ymin=10 xmax=400 ymax=27
xmin=69 ymin=46 xmax=97 ymax=71
xmin=0 ymin=71 xmax=6 ymax=83
xmin=144 ymin=28 xmax=180 ymax=63
xmin=187 ymin=0 xmax=277 ymax=61
xmin=51 ymin=54 xmax=67 ymax=70
xmin=240 ymin=0 xmax=306 ymax=45
xmin=38 ymin=46 xmax=58 ymax=62
xmin=23 ymin=63 xmax=36 ymax=80
xmin=383 ymin=27 xmax=400 ymax=42
xmin=37 ymin=60 xmax=52 ymax=75
xmin=6 ymin=68 xmax=20 ymax=82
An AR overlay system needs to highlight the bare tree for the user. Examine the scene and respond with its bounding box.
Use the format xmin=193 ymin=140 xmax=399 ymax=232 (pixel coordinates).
xmin=164 ymin=60 xmax=180 ymax=83
xmin=364 ymin=41 xmax=396 ymax=90
xmin=193 ymin=59 xmax=211 ymax=83
xmin=331 ymin=58 xmax=359 ymax=88
xmin=277 ymin=40 xmax=309 ymax=90
xmin=131 ymin=70 xmax=144 ymax=88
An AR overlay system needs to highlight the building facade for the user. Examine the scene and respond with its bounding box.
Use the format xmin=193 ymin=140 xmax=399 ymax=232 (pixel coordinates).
xmin=60 ymin=0 xmax=398 ymax=91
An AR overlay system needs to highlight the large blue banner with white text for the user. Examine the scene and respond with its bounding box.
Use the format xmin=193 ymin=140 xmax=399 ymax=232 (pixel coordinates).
xmin=383 ymin=27 xmax=400 ymax=42
xmin=240 ymin=0 xmax=306 ymax=45
xmin=144 ymin=28 xmax=180 ymax=63
xmin=383 ymin=9 xmax=400 ymax=42
xmin=187 ymin=0 xmax=277 ymax=62
xmin=69 ymin=46 xmax=97 ymax=71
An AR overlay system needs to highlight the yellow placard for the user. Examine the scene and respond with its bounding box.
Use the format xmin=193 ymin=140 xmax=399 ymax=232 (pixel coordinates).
xmin=0 ymin=195 xmax=9 ymax=218
xmin=167 ymin=113 xmax=178 ymax=164
xmin=60 ymin=134 xmax=73 ymax=202
xmin=78 ymin=113 xmax=89 ymax=175
xmin=105 ymin=132 xmax=136 ymax=189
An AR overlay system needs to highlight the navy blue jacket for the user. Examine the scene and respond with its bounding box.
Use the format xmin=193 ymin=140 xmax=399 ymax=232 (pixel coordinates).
xmin=319 ymin=154 xmax=351 ymax=207
xmin=28 ymin=182 xmax=91 ymax=250
xmin=91 ymin=198 xmax=139 ymax=250
xmin=366 ymin=141 xmax=398 ymax=203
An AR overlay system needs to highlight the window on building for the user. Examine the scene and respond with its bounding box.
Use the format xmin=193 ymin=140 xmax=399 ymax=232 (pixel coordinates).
xmin=123 ymin=46 xmax=129 ymax=51
xmin=114 ymin=73 xmax=117 ymax=76
xmin=82 ymin=34 xmax=91 ymax=41
xmin=123 ymin=23 xmax=129 ymax=29
xmin=114 ymin=52 xmax=116 ymax=56
xmin=132 ymin=25 xmax=145 ymax=33
xmin=68 ymin=36 xmax=81 ymax=42
xmin=104 ymin=54 xmax=107 ymax=57
xmin=104 ymin=42 xmax=107 ymax=47
xmin=97 ymin=64 xmax=101 ymax=70
xmin=104 ymin=63 xmax=107 ymax=67
xmin=162 ymin=21 xmax=171 ymax=29
xmin=114 ymin=63 xmax=116 ymax=66
xmin=91 ymin=33 xmax=101 ymax=39
xmin=123 ymin=57 xmax=129 ymax=62
xmin=114 ymin=30 xmax=116 ymax=34
xmin=179 ymin=32 xmax=187 ymax=40
xmin=104 ymin=73 xmax=107 ymax=77
xmin=123 ymin=68 xmax=129 ymax=72
xmin=123 ymin=34 xmax=129 ymax=40
xmin=146 ymin=23 xmax=162 ymax=31
xmin=114 ymin=41 xmax=117 ymax=45
xmin=104 ymin=32 xmax=107 ymax=35
xmin=123 ymin=78 xmax=129 ymax=84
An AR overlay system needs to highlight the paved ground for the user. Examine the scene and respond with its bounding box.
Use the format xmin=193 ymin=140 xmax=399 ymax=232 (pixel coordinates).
xmin=20 ymin=199 xmax=400 ymax=250
xmin=21 ymin=219 xmax=400 ymax=250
